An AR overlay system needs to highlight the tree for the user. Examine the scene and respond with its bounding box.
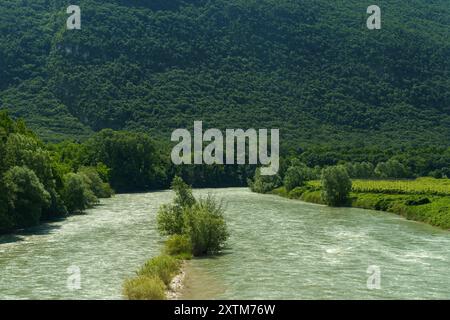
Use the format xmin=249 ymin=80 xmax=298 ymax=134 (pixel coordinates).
xmin=283 ymin=163 xmax=310 ymax=192
xmin=345 ymin=162 xmax=375 ymax=179
xmin=0 ymin=112 xmax=110 ymax=233
xmin=321 ymin=166 xmax=352 ymax=207
xmin=375 ymin=159 xmax=409 ymax=178
xmin=157 ymin=176 xmax=196 ymax=236
xmin=3 ymin=166 xmax=50 ymax=228
xmin=78 ymin=166 xmax=114 ymax=198
xmin=62 ymin=173 xmax=98 ymax=213
xmin=182 ymin=196 xmax=229 ymax=256
xmin=248 ymin=168 xmax=282 ymax=194
xmin=0 ymin=181 xmax=13 ymax=232
xmin=171 ymin=176 xmax=196 ymax=208
xmin=83 ymin=129 xmax=167 ymax=192
xmin=157 ymin=176 xmax=228 ymax=256
xmin=4 ymin=132 xmax=67 ymax=219
xmin=4 ymin=134 xmax=54 ymax=187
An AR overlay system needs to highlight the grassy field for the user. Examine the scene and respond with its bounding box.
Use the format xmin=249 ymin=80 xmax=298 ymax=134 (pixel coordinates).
xmin=307 ymin=178 xmax=450 ymax=196
xmin=273 ymin=178 xmax=450 ymax=230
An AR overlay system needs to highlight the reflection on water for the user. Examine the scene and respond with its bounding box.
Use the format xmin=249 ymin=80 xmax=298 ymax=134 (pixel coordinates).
xmin=1 ymin=188 xmax=450 ymax=299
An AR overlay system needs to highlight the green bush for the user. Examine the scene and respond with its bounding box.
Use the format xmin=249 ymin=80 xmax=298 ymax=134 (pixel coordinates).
xmin=157 ymin=176 xmax=196 ymax=236
xmin=157 ymin=176 xmax=229 ymax=256
xmin=164 ymin=234 xmax=193 ymax=260
xmin=300 ymin=190 xmax=325 ymax=204
xmin=248 ymin=168 xmax=282 ymax=194
xmin=157 ymin=204 xmax=185 ymax=236
xmin=405 ymin=198 xmax=431 ymax=206
xmin=3 ymin=166 xmax=50 ymax=228
xmin=62 ymin=173 xmax=98 ymax=213
xmin=284 ymin=165 xmax=309 ymax=192
xmin=321 ymin=166 xmax=352 ymax=207
xmin=351 ymin=193 xmax=450 ymax=229
xmin=137 ymin=255 xmax=180 ymax=286
xmin=123 ymin=276 xmax=166 ymax=300
xmin=270 ymin=186 xmax=288 ymax=197
xmin=288 ymin=186 xmax=310 ymax=199
xmin=183 ymin=196 xmax=229 ymax=256
xmin=375 ymin=159 xmax=410 ymax=179
xmin=78 ymin=167 xmax=114 ymax=198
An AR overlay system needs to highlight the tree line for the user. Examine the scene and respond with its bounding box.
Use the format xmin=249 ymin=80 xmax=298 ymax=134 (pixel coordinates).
xmin=249 ymin=154 xmax=450 ymax=202
xmin=0 ymin=111 xmax=253 ymax=233
xmin=0 ymin=112 xmax=114 ymax=233
xmin=3 ymin=108 xmax=450 ymax=233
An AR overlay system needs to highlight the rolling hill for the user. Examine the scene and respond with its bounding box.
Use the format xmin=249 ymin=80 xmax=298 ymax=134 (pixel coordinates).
xmin=0 ymin=0 xmax=449 ymax=149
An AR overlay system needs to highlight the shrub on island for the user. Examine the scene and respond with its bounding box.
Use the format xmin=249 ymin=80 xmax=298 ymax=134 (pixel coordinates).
xmin=164 ymin=234 xmax=193 ymax=260
xmin=137 ymin=255 xmax=181 ymax=286
xmin=157 ymin=176 xmax=229 ymax=257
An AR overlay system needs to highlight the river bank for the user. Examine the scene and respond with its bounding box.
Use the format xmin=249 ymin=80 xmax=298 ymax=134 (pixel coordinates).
xmin=123 ymin=176 xmax=229 ymax=300
xmin=166 ymin=261 xmax=187 ymax=300
xmin=271 ymin=181 xmax=450 ymax=230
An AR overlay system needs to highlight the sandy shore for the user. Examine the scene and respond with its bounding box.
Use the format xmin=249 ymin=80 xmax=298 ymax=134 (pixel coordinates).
xmin=166 ymin=261 xmax=186 ymax=300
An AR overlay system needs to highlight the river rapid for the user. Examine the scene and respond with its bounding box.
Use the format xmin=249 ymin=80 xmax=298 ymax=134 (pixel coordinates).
xmin=1 ymin=188 xmax=449 ymax=299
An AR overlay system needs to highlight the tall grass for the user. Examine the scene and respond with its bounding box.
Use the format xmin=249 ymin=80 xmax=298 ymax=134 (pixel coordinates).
xmin=123 ymin=276 xmax=166 ymax=300
xmin=137 ymin=255 xmax=181 ymax=286
xmin=164 ymin=234 xmax=193 ymax=260
xmin=277 ymin=178 xmax=450 ymax=229
xmin=351 ymin=193 xmax=450 ymax=229
xmin=124 ymin=177 xmax=230 ymax=300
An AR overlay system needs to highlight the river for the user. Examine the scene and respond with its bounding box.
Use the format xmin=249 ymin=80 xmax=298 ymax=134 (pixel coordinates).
xmin=0 ymin=188 xmax=449 ymax=299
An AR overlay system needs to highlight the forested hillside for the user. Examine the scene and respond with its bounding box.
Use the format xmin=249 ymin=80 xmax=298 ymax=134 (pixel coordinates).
xmin=1 ymin=0 xmax=449 ymax=148
xmin=0 ymin=110 xmax=253 ymax=232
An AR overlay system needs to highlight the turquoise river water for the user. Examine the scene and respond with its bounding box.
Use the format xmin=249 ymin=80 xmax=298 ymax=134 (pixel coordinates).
xmin=1 ymin=188 xmax=449 ymax=299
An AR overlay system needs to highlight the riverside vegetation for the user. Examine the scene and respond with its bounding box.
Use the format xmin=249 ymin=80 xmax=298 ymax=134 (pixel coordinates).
xmin=0 ymin=112 xmax=113 ymax=233
xmin=4 ymin=110 xmax=450 ymax=233
xmin=250 ymin=159 xmax=450 ymax=229
xmin=3 ymin=0 xmax=450 ymax=232
xmin=2 ymin=1 xmax=450 ymax=233
xmin=0 ymin=110 xmax=254 ymax=234
xmin=1 ymin=0 xmax=450 ymax=301
xmin=123 ymin=177 xmax=229 ymax=300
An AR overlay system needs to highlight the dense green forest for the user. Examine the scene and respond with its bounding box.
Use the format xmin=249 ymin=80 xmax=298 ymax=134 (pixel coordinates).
xmin=0 ymin=111 xmax=113 ymax=232
xmin=4 ymin=107 xmax=450 ymax=233
xmin=0 ymin=0 xmax=449 ymax=149
xmin=1 ymin=1 xmax=450 ymax=233
xmin=0 ymin=111 xmax=254 ymax=232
